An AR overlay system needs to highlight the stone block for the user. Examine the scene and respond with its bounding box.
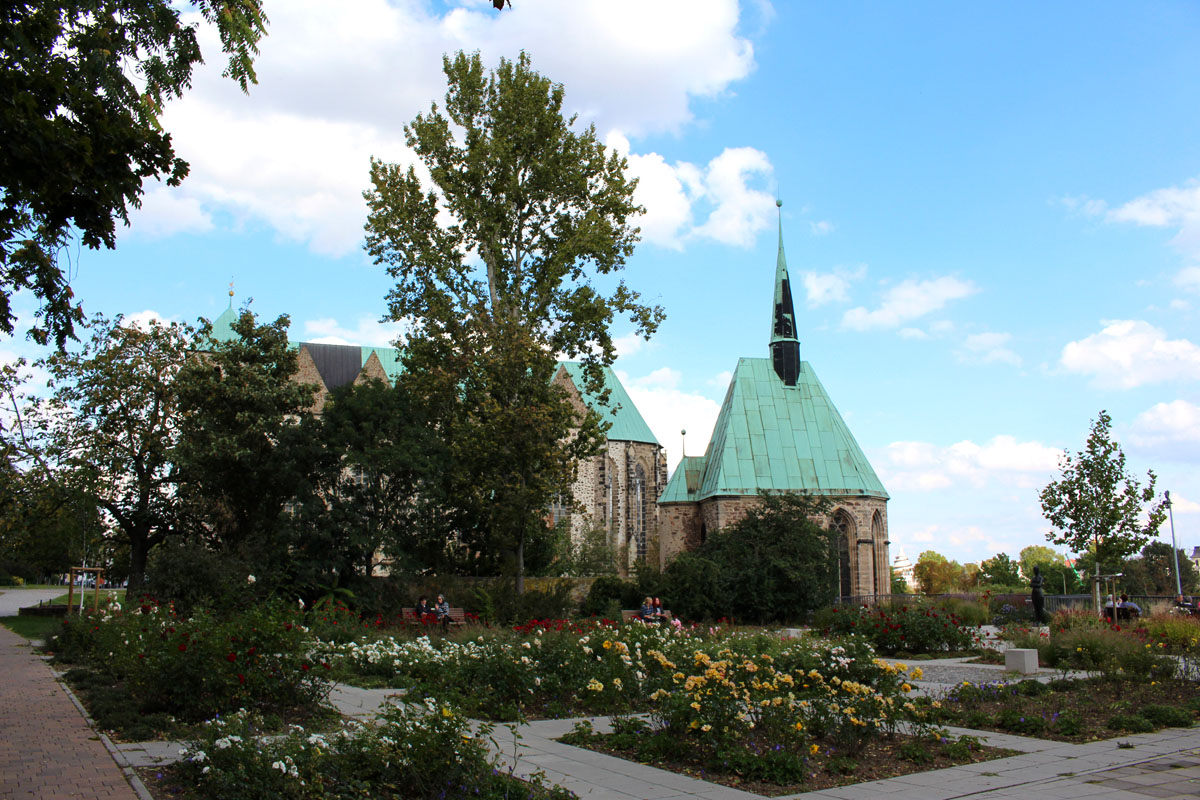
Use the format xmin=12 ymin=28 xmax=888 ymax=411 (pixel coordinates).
xmin=1005 ymin=648 xmax=1038 ymax=674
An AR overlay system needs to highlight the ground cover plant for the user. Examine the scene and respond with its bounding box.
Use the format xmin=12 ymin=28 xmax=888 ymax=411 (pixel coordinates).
xmin=922 ymin=677 xmax=1200 ymax=741
xmin=49 ymin=597 xmax=332 ymax=739
xmin=814 ymin=600 xmax=981 ymax=655
xmin=152 ymin=700 xmax=576 ymax=800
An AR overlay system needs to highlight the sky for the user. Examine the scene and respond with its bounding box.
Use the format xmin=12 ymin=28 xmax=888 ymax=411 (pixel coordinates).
xmin=4 ymin=0 xmax=1200 ymax=568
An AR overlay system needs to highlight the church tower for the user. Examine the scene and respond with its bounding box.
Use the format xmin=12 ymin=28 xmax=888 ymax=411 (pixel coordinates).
xmin=770 ymin=200 xmax=801 ymax=386
xmin=657 ymin=207 xmax=891 ymax=599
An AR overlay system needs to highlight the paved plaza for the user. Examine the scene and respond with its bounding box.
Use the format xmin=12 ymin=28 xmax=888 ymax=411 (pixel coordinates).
xmin=4 ymin=590 xmax=1200 ymax=799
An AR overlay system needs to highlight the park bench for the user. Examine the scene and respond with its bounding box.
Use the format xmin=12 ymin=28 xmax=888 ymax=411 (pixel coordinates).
xmin=620 ymin=609 xmax=672 ymax=623
xmin=401 ymin=607 xmax=468 ymax=627
xmin=1103 ymin=607 xmax=1140 ymax=623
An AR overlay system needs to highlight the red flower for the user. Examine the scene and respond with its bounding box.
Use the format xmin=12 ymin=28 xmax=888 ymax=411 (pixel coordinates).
xmin=237 ymin=673 xmax=245 ymax=684
xmin=247 ymin=647 xmax=256 ymax=656
xmin=226 ymin=653 xmax=237 ymax=663
xmin=178 ymin=644 xmax=187 ymax=652
xmin=301 ymin=663 xmax=311 ymax=672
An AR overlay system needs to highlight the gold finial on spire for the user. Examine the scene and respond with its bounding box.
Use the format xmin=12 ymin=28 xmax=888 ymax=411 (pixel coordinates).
xmin=228 ymin=280 xmax=235 ymax=308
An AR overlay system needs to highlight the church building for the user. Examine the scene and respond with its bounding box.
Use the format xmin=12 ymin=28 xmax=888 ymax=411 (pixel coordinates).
xmin=206 ymin=304 xmax=666 ymax=569
xmin=657 ymin=207 xmax=891 ymax=598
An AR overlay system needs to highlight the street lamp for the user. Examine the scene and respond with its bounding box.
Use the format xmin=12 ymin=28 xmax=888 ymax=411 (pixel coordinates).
xmin=1167 ymin=491 xmax=1182 ymax=598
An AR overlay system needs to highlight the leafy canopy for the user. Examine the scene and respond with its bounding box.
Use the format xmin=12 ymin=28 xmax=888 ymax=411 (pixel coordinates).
xmin=0 ymin=1 xmax=267 ymax=346
xmin=364 ymin=52 xmax=663 ymax=587
xmin=1040 ymin=410 xmax=1165 ymax=571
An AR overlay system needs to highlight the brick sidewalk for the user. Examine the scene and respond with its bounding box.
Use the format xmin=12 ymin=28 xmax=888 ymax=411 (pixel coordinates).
xmin=0 ymin=626 xmax=140 ymax=799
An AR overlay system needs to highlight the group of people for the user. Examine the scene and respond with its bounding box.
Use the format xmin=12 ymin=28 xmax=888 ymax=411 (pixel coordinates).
xmin=415 ymin=594 xmax=453 ymax=629
xmin=1102 ymin=593 xmax=1142 ymax=621
xmin=639 ymin=596 xmax=671 ymax=623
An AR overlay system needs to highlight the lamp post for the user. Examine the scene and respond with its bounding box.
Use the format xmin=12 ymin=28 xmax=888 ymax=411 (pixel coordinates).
xmin=1167 ymin=491 xmax=1182 ymax=598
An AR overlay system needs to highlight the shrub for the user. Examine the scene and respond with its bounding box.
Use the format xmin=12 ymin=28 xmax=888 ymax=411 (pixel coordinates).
xmin=51 ymin=599 xmax=329 ymax=722
xmin=144 ymin=540 xmax=255 ymax=615
xmin=1106 ymin=714 xmax=1153 ymax=733
xmin=1141 ymin=705 xmax=1193 ymax=728
xmin=580 ymin=576 xmax=637 ymax=617
xmin=818 ymin=602 xmax=977 ymax=654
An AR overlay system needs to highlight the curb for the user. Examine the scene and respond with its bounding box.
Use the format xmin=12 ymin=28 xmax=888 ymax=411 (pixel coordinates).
xmin=52 ymin=666 xmax=156 ymax=800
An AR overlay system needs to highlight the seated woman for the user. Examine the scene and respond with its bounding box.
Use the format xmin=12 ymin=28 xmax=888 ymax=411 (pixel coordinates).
xmin=435 ymin=594 xmax=452 ymax=630
xmin=639 ymin=596 xmax=659 ymax=622
xmin=415 ymin=595 xmax=434 ymax=621
xmin=652 ymin=597 xmax=670 ymax=622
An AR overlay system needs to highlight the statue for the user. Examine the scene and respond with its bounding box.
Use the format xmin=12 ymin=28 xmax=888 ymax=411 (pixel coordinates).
xmin=1030 ymin=565 xmax=1046 ymax=624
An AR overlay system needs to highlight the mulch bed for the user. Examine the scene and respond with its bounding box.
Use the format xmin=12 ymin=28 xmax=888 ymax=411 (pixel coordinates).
xmin=563 ymin=732 xmax=1014 ymax=796
xmin=931 ymin=677 xmax=1200 ymax=742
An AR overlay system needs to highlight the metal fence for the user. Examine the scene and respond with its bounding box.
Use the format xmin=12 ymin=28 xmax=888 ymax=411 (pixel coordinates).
xmin=834 ymin=592 xmax=1180 ymax=616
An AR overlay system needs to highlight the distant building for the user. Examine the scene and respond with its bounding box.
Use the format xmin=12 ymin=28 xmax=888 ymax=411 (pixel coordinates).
xmin=206 ymin=303 xmax=665 ymax=568
xmin=657 ymin=207 xmax=890 ymax=597
xmin=892 ymin=548 xmax=915 ymax=590
xmin=1190 ymin=547 xmax=1200 ymax=577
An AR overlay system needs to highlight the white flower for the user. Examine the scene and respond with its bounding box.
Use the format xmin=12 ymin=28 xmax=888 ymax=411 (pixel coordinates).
xmin=298 ymin=598 xmax=305 ymax=610
xmin=247 ymin=575 xmax=256 ymax=584
xmin=272 ymin=760 xmax=287 ymax=773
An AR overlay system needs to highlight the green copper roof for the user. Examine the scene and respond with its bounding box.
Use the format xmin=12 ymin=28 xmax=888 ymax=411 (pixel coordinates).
xmin=659 ymin=357 xmax=888 ymax=503
xmin=361 ymin=346 xmax=405 ymax=383
xmin=208 ymin=306 xmax=240 ymax=344
xmin=558 ymin=362 xmax=659 ymax=445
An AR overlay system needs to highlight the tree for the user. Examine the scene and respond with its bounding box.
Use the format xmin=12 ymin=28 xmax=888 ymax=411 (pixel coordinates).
xmin=912 ymin=550 xmax=969 ymax=595
xmin=1040 ymin=410 xmax=1166 ymax=609
xmin=663 ymin=492 xmax=837 ymax=623
xmin=4 ymin=316 xmax=191 ymax=590
xmin=174 ymin=309 xmax=317 ymax=578
xmin=0 ymin=1 xmax=267 ymax=346
xmin=1018 ymin=544 xmax=1064 ymax=580
xmin=890 ymin=567 xmax=909 ymax=594
xmin=1122 ymin=541 xmax=1199 ymax=597
xmin=978 ymin=552 xmax=1022 ymax=587
xmin=364 ymin=51 xmax=664 ymax=591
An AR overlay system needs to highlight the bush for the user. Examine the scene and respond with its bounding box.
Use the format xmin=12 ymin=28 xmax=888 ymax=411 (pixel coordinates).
xmin=817 ymin=602 xmax=978 ymax=654
xmin=580 ymin=576 xmax=640 ymax=617
xmin=51 ymin=599 xmax=329 ymax=722
xmin=1107 ymin=714 xmax=1153 ymax=733
xmin=1141 ymin=705 xmax=1193 ymax=728
xmin=144 ymin=540 xmax=255 ymax=615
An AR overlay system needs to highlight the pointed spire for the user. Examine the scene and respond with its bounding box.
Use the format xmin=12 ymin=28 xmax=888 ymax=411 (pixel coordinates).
xmin=228 ymin=280 xmax=235 ymax=309
xmin=770 ymin=200 xmax=801 ymax=385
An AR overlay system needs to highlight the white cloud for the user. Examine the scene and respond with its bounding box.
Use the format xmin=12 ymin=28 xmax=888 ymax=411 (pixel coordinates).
xmin=801 ymin=265 xmax=866 ymax=307
xmin=1108 ymin=178 xmax=1200 ymax=260
xmin=1170 ymin=494 xmax=1200 ymax=514
xmin=879 ymin=435 xmax=1061 ymax=492
xmin=302 ymin=316 xmax=409 ymax=348
xmin=1059 ymin=320 xmax=1200 ymax=388
xmin=955 ymin=332 xmax=1022 ymax=367
xmin=612 ymin=332 xmax=648 ymax=359
xmin=1176 ymin=266 xmax=1200 ymax=293
xmin=708 ymin=370 xmax=733 ymax=389
xmin=618 ymin=368 xmax=721 ymax=472
xmin=123 ymin=310 xmax=173 ymax=330
xmin=841 ymin=276 xmax=978 ymax=331
xmin=809 ymin=220 xmax=834 ymax=236
xmin=1058 ymin=194 xmax=1108 ymax=217
xmin=130 ymin=0 xmax=758 ymax=256
xmin=1129 ymin=400 xmax=1200 ymax=462
xmin=607 ymin=133 xmax=776 ymax=250
xmin=897 ymin=327 xmax=928 ymax=340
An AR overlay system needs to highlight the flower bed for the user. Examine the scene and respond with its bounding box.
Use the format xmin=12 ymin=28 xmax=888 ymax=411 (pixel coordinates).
xmin=815 ymin=602 xmax=980 ymax=655
xmin=160 ymin=701 xmax=574 ymax=800
xmin=922 ymin=678 xmax=1200 ymax=741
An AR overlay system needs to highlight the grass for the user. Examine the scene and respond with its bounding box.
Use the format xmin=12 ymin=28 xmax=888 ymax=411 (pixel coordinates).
xmin=0 ymin=615 xmax=63 ymax=640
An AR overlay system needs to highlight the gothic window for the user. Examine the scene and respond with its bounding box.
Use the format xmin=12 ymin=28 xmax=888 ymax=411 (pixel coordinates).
xmin=833 ymin=510 xmax=854 ymax=599
xmin=630 ymin=464 xmax=647 ymax=561
xmin=871 ymin=511 xmax=885 ymax=595
xmin=550 ymin=495 xmax=571 ymax=527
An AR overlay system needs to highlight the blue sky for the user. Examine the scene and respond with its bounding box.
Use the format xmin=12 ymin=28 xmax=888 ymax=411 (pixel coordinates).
xmin=5 ymin=0 xmax=1199 ymax=567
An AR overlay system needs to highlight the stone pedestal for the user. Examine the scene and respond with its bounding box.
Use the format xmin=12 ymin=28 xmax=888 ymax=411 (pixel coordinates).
xmin=1005 ymin=648 xmax=1039 ymax=674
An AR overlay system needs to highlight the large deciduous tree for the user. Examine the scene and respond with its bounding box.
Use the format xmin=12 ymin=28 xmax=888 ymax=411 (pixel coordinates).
xmin=977 ymin=552 xmax=1022 ymax=588
xmin=174 ymin=309 xmax=317 ymax=577
xmin=364 ymin=51 xmax=664 ymax=591
xmin=2 ymin=316 xmax=191 ymax=590
xmin=0 ymin=1 xmax=267 ymax=347
xmin=1040 ymin=410 xmax=1165 ymax=610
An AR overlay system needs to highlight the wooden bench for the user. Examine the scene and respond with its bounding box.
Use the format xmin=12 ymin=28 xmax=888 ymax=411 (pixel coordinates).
xmin=401 ymin=607 xmax=468 ymax=627
xmin=621 ymin=609 xmax=672 ymax=623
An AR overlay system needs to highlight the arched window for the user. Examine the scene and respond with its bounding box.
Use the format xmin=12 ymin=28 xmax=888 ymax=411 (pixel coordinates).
xmin=871 ymin=511 xmax=885 ymax=595
xmin=833 ymin=510 xmax=854 ymax=599
xmin=630 ymin=464 xmax=647 ymax=561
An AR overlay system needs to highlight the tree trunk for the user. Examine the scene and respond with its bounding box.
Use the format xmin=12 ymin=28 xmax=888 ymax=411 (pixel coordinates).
xmin=1093 ymin=560 xmax=1101 ymax=614
xmin=127 ymin=536 xmax=149 ymax=595
xmin=515 ymin=535 xmax=525 ymax=595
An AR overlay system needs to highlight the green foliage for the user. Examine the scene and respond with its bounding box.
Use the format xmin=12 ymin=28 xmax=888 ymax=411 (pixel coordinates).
xmin=175 ymin=308 xmax=318 ymax=575
xmin=1140 ymin=704 xmax=1193 ymax=728
xmin=1106 ymin=714 xmax=1154 ymax=733
xmin=51 ymin=599 xmax=328 ymax=722
xmin=179 ymin=702 xmax=572 ymax=800
xmin=662 ymin=492 xmax=836 ymax=623
xmin=912 ymin=550 xmax=971 ymax=594
xmin=1122 ymin=541 xmax=1200 ymax=596
xmin=364 ymin=51 xmax=663 ymax=592
xmin=0 ymin=1 xmax=267 ymax=346
xmin=1041 ymin=411 xmax=1166 ymax=591
xmin=580 ymin=575 xmax=643 ymax=617
xmin=1018 ymin=545 xmax=1065 ymax=580
xmin=978 ymin=553 xmax=1022 ymax=587
xmin=816 ymin=601 xmax=978 ymax=654
xmin=144 ymin=539 xmax=255 ymax=615
xmin=890 ymin=569 xmax=909 ymax=594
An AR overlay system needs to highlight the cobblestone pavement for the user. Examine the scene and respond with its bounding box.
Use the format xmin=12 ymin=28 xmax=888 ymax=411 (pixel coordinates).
xmin=0 ymin=626 xmax=140 ymax=800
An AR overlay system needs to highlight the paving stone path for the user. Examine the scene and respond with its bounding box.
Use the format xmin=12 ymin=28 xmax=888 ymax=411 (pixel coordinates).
xmin=0 ymin=625 xmax=141 ymax=800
